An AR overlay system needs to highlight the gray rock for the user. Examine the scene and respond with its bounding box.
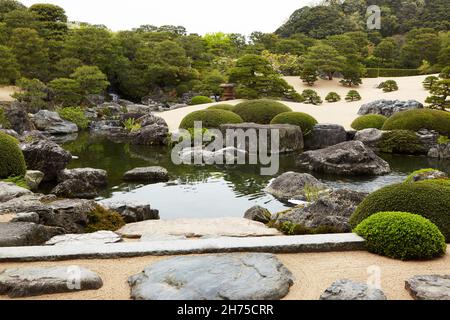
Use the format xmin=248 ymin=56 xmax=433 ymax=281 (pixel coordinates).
xmin=2 ymin=102 xmax=34 ymax=134
xmin=0 ymin=182 xmax=32 ymax=202
xmin=428 ymin=143 xmax=450 ymax=160
xmin=126 ymin=104 xmax=154 ymax=114
xmin=416 ymin=129 xmax=439 ymax=153
xmin=24 ymin=170 xmax=44 ymax=191
xmin=320 ymin=279 xmax=387 ymax=300
xmin=98 ymin=200 xmax=159 ymax=223
xmin=0 ymin=266 xmax=103 ymax=297
xmin=406 ymin=275 xmax=450 ymax=300
xmin=0 ymin=222 xmax=63 ymax=247
xmin=244 ymin=206 xmax=272 ymax=224
xmin=123 ymin=166 xmax=169 ymax=183
xmin=304 ymin=124 xmax=347 ymax=150
xmin=21 ymin=139 xmax=72 ymax=181
xmin=0 ymin=128 xmax=19 ymax=138
xmin=178 ymin=146 xmax=248 ymax=165
xmin=220 ymin=123 xmax=303 ymax=153
xmin=86 ymin=94 xmax=105 ymax=106
xmin=297 ymin=141 xmax=391 ymax=176
xmin=128 ymin=253 xmax=294 ymax=300
xmin=140 ymin=233 xmax=187 ymax=242
xmin=265 ymin=172 xmax=328 ymax=201
xmin=11 ymin=212 xmax=40 ymax=223
xmin=51 ymin=179 xmax=100 ymax=199
xmin=31 ymin=110 xmax=78 ymax=134
xmin=128 ymin=123 xmax=168 ymax=146
xmin=0 ymin=193 xmax=54 ymax=214
xmin=58 ymin=168 xmax=108 ymax=184
xmin=358 ymin=99 xmax=423 ymax=117
xmin=354 ymin=128 xmax=384 ymax=150
xmin=46 ymin=231 xmax=122 ymax=246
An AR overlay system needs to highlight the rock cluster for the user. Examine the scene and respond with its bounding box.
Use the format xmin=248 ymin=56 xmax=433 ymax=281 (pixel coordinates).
xmin=358 ymin=99 xmax=423 ymax=117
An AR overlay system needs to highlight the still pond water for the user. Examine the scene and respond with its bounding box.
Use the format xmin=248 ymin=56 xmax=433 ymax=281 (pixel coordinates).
xmin=59 ymin=133 xmax=450 ymax=220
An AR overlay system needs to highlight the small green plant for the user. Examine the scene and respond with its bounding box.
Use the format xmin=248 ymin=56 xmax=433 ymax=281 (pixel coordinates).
xmin=301 ymin=89 xmax=322 ymax=105
xmin=382 ymin=109 xmax=450 ymax=136
xmin=325 ymin=92 xmax=341 ymax=103
xmin=2 ymin=176 xmax=29 ymax=189
xmin=381 ymin=80 xmax=399 ymax=92
xmin=123 ymin=118 xmax=141 ymax=132
xmin=438 ymin=135 xmax=450 ymax=144
xmin=57 ymin=107 xmax=90 ymax=130
xmin=303 ymin=183 xmax=324 ymax=202
xmin=345 ymin=90 xmax=361 ymax=102
xmin=85 ymin=205 xmax=126 ymax=233
xmin=189 ymin=96 xmax=213 ymax=105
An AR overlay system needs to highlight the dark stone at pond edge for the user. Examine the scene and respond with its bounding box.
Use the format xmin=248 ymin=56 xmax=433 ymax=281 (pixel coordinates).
xmin=0 ymin=266 xmax=103 ymax=298
xmin=123 ymin=166 xmax=169 ymax=183
xmin=21 ymin=139 xmax=72 ymax=182
xmin=128 ymin=253 xmax=294 ymax=300
xmin=2 ymin=102 xmax=34 ymax=134
xmin=243 ymin=206 xmax=272 ymax=224
xmin=51 ymin=179 xmax=100 ymax=199
xmin=320 ymin=279 xmax=387 ymax=300
xmin=31 ymin=110 xmax=78 ymax=134
xmin=98 ymin=200 xmax=160 ymax=223
xmin=428 ymin=143 xmax=450 ymax=160
xmin=265 ymin=172 xmax=328 ymax=201
xmin=0 ymin=222 xmax=64 ymax=247
xmin=297 ymin=141 xmax=391 ymax=176
xmin=406 ymin=275 xmax=450 ymax=300
xmin=304 ymin=124 xmax=347 ymax=150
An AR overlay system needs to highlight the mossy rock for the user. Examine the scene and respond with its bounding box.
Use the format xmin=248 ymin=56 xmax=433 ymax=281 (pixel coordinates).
xmin=85 ymin=205 xmax=126 ymax=233
xmin=233 ymin=99 xmax=292 ymax=124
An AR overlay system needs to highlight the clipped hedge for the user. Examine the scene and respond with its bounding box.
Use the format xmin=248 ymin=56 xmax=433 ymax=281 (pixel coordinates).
xmin=365 ymin=68 xmax=421 ymax=78
xmin=350 ymin=181 xmax=450 ymax=241
xmin=207 ymin=104 xmax=235 ymax=112
xmin=382 ymin=109 xmax=450 ymax=136
xmin=0 ymin=132 xmax=26 ymax=179
xmin=270 ymin=112 xmax=318 ymax=136
xmin=179 ymin=109 xmax=243 ymax=129
xmin=189 ymin=96 xmax=213 ymax=105
xmin=351 ymin=114 xmax=387 ymax=130
xmin=233 ymin=99 xmax=292 ymax=124
xmin=354 ymin=212 xmax=446 ymax=260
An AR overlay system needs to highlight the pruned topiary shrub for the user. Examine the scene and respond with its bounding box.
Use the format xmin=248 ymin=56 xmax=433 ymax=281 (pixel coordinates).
xmin=325 ymin=92 xmax=341 ymax=103
xmin=179 ymin=109 xmax=243 ymax=129
xmin=345 ymin=90 xmax=361 ymax=102
xmin=85 ymin=205 xmax=125 ymax=233
xmin=207 ymin=104 xmax=235 ymax=112
xmin=270 ymin=112 xmax=318 ymax=136
xmin=382 ymin=109 xmax=450 ymax=136
xmin=381 ymin=80 xmax=399 ymax=92
xmin=377 ymin=130 xmax=424 ymax=154
xmin=301 ymin=89 xmax=322 ymax=105
xmin=0 ymin=132 xmax=26 ymax=179
xmin=189 ymin=96 xmax=213 ymax=105
xmin=349 ymin=181 xmax=450 ymax=241
xmin=233 ymin=99 xmax=292 ymax=124
xmin=354 ymin=212 xmax=446 ymax=260
xmin=351 ymin=114 xmax=387 ymax=130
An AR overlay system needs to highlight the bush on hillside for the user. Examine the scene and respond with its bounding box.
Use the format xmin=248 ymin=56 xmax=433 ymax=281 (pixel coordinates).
xmin=325 ymin=92 xmax=341 ymax=102
xmin=377 ymin=130 xmax=424 ymax=154
xmin=0 ymin=132 xmax=26 ymax=179
xmin=207 ymin=104 xmax=235 ymax=112
xmin=270 ymin=112 xmax=318 ymax=136
xmin=351 ymin=114 xmax=387 ymax=130
xmin=381 ymin=109 xmax=450 ymax=136
xmin=345 ymin=90 xmax=361 ymax=102
xmin=189 ymin=96 xmax=213 ymax=105
xmin=354 ymin=212 xmax=446 ymax=260
xmin=365 ymin=68 xmax=421 ymax=78
xmin=349 ymin=181 xmax=450 ymax=241
xmin=233 ymin=99 xmax=292 ymax=124
xmin=179 ymin=109 xmax=243 ymax=129
xmin=57 ymin=107 xmax=90 ymax=130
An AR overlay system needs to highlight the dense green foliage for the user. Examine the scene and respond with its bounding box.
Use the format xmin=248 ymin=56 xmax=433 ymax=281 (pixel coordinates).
xmin=189 ymin=95 xmax=213 ymax=105
xmin=351 ymin=114 xmax=387 ymax=131
xmin=381 ymin=80 xmax=399 ymax=92
xmin=377 ymin=130 xmax=424 ymax=154
xmin=0 ymin=108 xmax=11 ymax=128
xmin=345 ymin=90 xmax=361 ymax=101
xmin=179 ymin=109 xmax=243 ymax=129
xmin=350 ymin=181 xmax=450 ymax=241
xmin=57 ymin=106 xmax=90 ymax=129
xmin=0 ymin=132 xmax=26 ymax=178
xmin=325 ymin=92 xmax=340 ymax=102
xmin=207 ymin=104 xmax=235 ymax=111
xmin=365 ymin=68 xmax=422 ymax=78
xmin=382 ymin=109 xmax=450 ymax=136
xmin=2 ymin=175 xmax=28 ymax=189
xmin=301 ymin=89 xmax=322 ymax=105
xmin=85 ymin=205 xmax=126 ymax=233
xmin=233 ymin=99 xmax=292 ymax=124
xmin=270 ymin=111 xmax=318 ymax=136
xmin=354 ymin=212 xmax=446 ymax=260
xmin=404 ymin=168 xmax=448 ymax=183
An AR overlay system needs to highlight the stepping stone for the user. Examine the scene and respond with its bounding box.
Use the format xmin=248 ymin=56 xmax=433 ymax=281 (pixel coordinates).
xmin=45 ymin=231 xmax=122 ymax=246
xmin=117 ymin=217 xmax=282 ymax=238
xmin=123 ymin=166 xmax=169 ymax=183
xmin=0 ymin=266 xmax=103 ymax=297
xmin=128 ymin=253 xmax=294 ymax=300
xmin=320 ymin=279 xmax=387 ymax=300
xmin=140 ymin=233 xmax=187 ymax=242
xmin=406 ymin=275 xmax=450 ymax=300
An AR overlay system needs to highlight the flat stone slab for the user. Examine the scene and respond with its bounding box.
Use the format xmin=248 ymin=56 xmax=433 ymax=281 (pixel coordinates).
xmin=0 ymin=233 xmax=365 ymax=262
xmin=0 ymin=222 xmax=63 ymax=247
xmin=116 ymin=217 xmax=282 ymax=238
xmin=320 ymin=279 xmax=387 ymax=300
xmin=123 ymin=166 xmax=169 ymax=183
xmin=406 ymin=275 xmax=450 ymax=300
xmin=45 ymin=231 xmax=122 ymax=246
xmin=128 ymin=253 xmax=294 ymax=300
xmin=0 ymin=266 xmax=103 ymax=297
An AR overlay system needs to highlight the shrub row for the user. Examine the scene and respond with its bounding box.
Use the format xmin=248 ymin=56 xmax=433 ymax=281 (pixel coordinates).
xmin=365 ymin=68 xmax=421 ymax=78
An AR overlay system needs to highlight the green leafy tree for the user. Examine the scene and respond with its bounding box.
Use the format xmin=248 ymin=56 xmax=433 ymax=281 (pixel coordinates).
xmin=12 ymin=78 xmax=48 ymax=112
xmin=438 ymin=47 xmax=450 ymax=67
xmin=3 ymin=9 xmax=38 ymax=30
xmin=340 ymin=62 xmax=364 ymax=87
xmin=49 ymin=78 xmax=82 ymax=106
xmin=0 ymin=0 xmax=26 ymax=21
xmin=381 ymin=80 xmax=399 ymax=92
xmin=71 ymin=66 xmax=109 ymax=95
xmin=345 ymin=90 xmax=361 ymax=102
xmin=426 ymin=80 xmax=450 ymax=110
xmin=29 ymin=3 xmax=68 ymax=39
xmin=0 ymin=45 xmax=20 ymax=84
xmin=423 ymin=76 xmax=439 ymax=90
xmin=53 ymin=58 xmax=83 ymax=78
xmin=301 ymin=89 xmax=322 ymax=105
xmin=325 ymin=92 xmax=341 ymax=102
xmin=303 ymin=44 xmax=346 ymax=80
xmin=440 ymin=67 xmax=450 ymax=79
xmin=400 ymin=30 xmax=441 ymax=68
xmin=300 ymin=63 xmax=318 ymax=86
xmin=373 ymin=38 xmax=399 ymax=67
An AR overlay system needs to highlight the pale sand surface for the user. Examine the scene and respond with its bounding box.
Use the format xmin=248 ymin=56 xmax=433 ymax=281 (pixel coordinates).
xmin=159 ymin=75 xmax=431 ymax=132
xmin=1 ymin=248 xmax=449 ymax=300
xmin=0 ymin=86 xmax=17 ymax=102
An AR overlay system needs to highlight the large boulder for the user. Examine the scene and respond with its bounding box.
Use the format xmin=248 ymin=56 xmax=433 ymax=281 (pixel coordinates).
xmin=128 ymin=124 xmax=168 ymax=146
xmin=57 ymin=168 xmax=107 ymax=187
xmin=98 ymin=200 xmax=159 ymax=223
xmin=243 ymin=206 xmax=272 ymax=224
xmin=52 ymin=168 xmax=108 ymax=199
xmin=21 ymin=139 xmax=72 ymax=181
xmin=31 ymin=110 xmax=78 ymax=134
xmin=304 ymin=124 xmax=347 ymax=150
xmin=320 ymin=279 xmax=387 ymax=300
xmin=0 ymin=266 xmax=103 ymax=298
xmin=0 ymin=182 xmax=32 ymax=202
xmin=406 ymin=275 xmax=450 ymax=300
xmin=123 ymin=166 xmax=169 ymax=183
xmin=275 ymin=189 xmax=368 ymax=232
xmin=220 ymin=123 xmax=303 ymax=153
xmin=354 ymin=128 xmax=384 ymax=150
xmin=297 ymin=141 xmax=391 ymax=176
xmin=2 ymin=102 xmax=34 ymax=134
xmin=358 ymin=99 xmax=423 ymax=117
xmin=128 ymin=253 xmax=294 ymax=300
xmin=428 ymin=143 xmax=450 ymax=160
xmin=265 ymin=172 xmax=328 ymax=201
xmin=0 ymin=222 xmax=63 ymax=247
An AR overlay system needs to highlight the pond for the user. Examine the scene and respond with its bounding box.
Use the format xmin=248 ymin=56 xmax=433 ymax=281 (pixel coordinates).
xmin=56 ymin=132 xmax=450 ymax=220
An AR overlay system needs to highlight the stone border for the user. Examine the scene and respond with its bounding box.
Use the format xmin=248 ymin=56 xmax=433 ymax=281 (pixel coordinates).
xmin=0 ymin=233 xmax=366 ymax=262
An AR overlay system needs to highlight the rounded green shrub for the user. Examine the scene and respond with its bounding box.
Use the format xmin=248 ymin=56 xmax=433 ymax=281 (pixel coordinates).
xmin=189 ymin=96 xmax=213 ymax=105
xmin=233 ymin=99 xmax=292 ymax=124
xmin=354 ymin=212 xmax=446 ymax=260
xmin=85 ymin=205 xmax=126 ymax=233
xmin=270 ymin=112 xmax=318 ymax=136
xmin=350 ymin=181 xmax=450 ymax=241
xmin=381 ymin=80 xmax=399 ymax=92
xmin=377 ymin=130 xmax=424 ymax=154
xmin=423 ymin=76 xmax=439 ymax=90
xmin=345 ymin=90 xmax=361 ymax=102
xmin=207 ymin=104 xmax=235 ymax=112
xmin=382 ymin=109 xmax=450 ymax=136
xmin=351 ymin=114 xmax=387 ymax=130
xmin=325 ymin=92 xmax=341 ymax=103
xmin=301 ymin=89 xmax=322 ymax=105
xmin=57 ymin=107 xmax=90 ymax=130
xmin=0 ymin=132 xmax=26 ymax=179
xmin=179 ymin=109 xmax=243 ymax=129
